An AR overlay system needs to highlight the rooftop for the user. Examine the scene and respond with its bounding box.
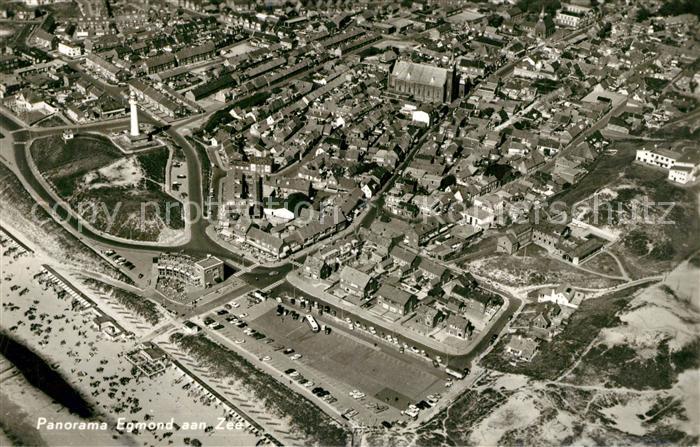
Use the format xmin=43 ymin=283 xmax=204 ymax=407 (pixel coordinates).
xmin=391 ymin=60 xmax=449 ymax=87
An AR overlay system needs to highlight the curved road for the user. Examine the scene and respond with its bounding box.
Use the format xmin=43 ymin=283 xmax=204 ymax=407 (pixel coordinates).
xmin=2 ymin=112 xmax=252 ymax=265
xmin=272 ymin=278 xmax=522 ymax=371
xmin=2 ymin=110 xmax=524 ymax=369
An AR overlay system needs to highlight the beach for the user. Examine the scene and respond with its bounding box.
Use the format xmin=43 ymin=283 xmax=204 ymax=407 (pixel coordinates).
xmin=0 ymin=229 xmax=262 ymax=446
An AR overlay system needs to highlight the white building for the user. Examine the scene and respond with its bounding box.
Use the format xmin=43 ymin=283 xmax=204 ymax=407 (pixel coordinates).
xmin=669 ymin=165 xmax=698 ymax=185
xmin=57 ymin=40 xmax=82 ymax=58
xmin=263 ymin=206 xmax=295 ymax=221
xmin=555 ymin=2 xmax=593 ymax=28
xmin=537 ymin=285 xmax=582 ymax=309
xmin=635 ymin=147 xmax=681 ymax=169
xmin=635 ymin=147 xmax=699 ymax=184
xmin=462 ymin=205 xmax=496 ymax=230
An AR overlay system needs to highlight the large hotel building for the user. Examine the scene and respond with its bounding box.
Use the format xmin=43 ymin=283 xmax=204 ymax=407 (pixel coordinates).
xmin=156 ymin=253 xmax=224 ymax=288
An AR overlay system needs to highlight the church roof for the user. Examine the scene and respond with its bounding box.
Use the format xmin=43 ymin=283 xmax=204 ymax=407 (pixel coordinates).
xmin=391 ymin=60 xmax=448 ymax=87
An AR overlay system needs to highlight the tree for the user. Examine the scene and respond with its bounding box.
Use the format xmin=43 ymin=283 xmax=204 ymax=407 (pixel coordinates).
xmin=440 ymin=175 xmax=456 ymax=190
xmin=517 ymin=0 xmax=561 ymax=15
xmin=635 ymin=6 xmax=652 ymax=22
xmin=659 ymin=0 xmax=700 ymax=17
xmin=597 ymin=21 xmax=612 ymax=39
xmin=487 ymin=14 xmax=504 ymax=28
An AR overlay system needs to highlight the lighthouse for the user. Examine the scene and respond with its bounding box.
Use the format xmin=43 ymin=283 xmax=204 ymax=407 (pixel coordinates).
xmin=129 ymin=92 xmax=139 ymax=137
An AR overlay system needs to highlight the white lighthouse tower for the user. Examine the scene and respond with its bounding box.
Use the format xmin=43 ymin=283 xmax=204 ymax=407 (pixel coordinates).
xmin=129 ymin=92 xmax=139 ymax=137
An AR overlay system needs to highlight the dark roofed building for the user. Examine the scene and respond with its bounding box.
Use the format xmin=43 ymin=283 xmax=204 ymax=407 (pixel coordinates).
xmin=339 ymin=266 xmax=373 ymax=299
xmin=175 ymin=41 xmax=216 ymax=66
xmin=376 ymin=283 xmax=417 ymax=316
xmin=497 ymin=223 xmax=533 ymax=254
xmin=301 ymin=255 xmax=330 ymax=280
xmin=264 ymin=176 xmax=312 ymax=197
xmin=389 ymin=246 xmax=418 ymax=268
xmin=560 ymin=236 xmax=606 ymax=265
xmin=32 ymin=28 xmax=57 ymax=50
xmin=417 ymin=258 xmax=449 ymax=282
xmin=142 ymin=53 xmax=176 ymax=74
xmin=505 ymin=335 xmax=538 ymax=361
xmin=388 ymin=60 xmax=456 ymax=104
xmin=414 ymin=305 xmax=442 ymax=328
xmin=245 ymin=227 xmax=288 ymax=258
xmin=445 ymin=314 xmax=472 ymax=339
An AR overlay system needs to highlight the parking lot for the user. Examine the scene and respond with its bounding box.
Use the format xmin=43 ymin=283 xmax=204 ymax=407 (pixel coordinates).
xmin=169 ymin=159 xmax=189 ymax=200
xmin=198 ymin=293 xmax=447 ymax=425
xmin=262 ymin=308 xmax=445 ymax=403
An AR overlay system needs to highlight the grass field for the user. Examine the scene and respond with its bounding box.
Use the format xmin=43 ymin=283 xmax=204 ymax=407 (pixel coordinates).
xmin=482 ymin=285 xmax=649 ymax=380
xmin=82 ymin=278 xmax=161 ymax=325
xmin=584 ymin=252 xmax=624 ymax=277
xmin=622 ymin=163 xmax=700 ymax=262
xmin=136 ymin=147 xmax=170 ymax=185
xmin=30 ymin=135 xmax=183 ymax=241
xmin=467 ymin=248 xmax=622 ymax=288
xmin=550 ymin=139 xmax=700 ymax=276
xmin=550 ymin=143 xmax=638 ymax=208
xmin=31 ymin=134 xmax=123 ymax=195
xmin=33 ymin=114 xmax=67 ymax=128
xmin=569 ymin=338 xmax=700 ymax=391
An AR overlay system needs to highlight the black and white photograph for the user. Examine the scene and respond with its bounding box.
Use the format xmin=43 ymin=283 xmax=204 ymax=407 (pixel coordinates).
xmin=0 ymin=0 xmax=698 ymax=445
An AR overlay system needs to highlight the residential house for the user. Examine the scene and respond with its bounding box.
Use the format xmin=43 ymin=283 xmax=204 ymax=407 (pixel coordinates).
xmin=58 ymin=40 xmax=83 ymax=58
xmin=389 ymin=246 xmax=418 ymax=270
xmin=174 ymin=41 xmax=216 ymax=66
xmin=142 ymin=53 xmax=177 ymax=74
xmin=462 ymin=205 xmax=496 ymax=229
xmin=537 ymin=284 xmax=583 ymax=308
xmin=451 ymin=284 xmax=493 ymax=329
xmin=417 ymin=258 xmax=449 ymax=284
xmin=413 ymin=305 xmax=442 ymax=329
xmin=31 ymin=29 xmax=57 ymax=50
xmin=404 ymin=218 xmax=450 ymax=247
xmin=636 ymin=147 xmax=699 ymax=185
xmin=245 ymin=227 xmax=288 ymax=258
xmin=301 ymin=255 xmax=331 ymax=280
xmin=505 ymin=335 xmax=538 ymax=361
xmin=376 ymin=283 xmax=417 ymax=316
xmin=339 ymin=266 xmax=373 ymax=300
xmin=445 ymin=314 xmax=472 ymax=339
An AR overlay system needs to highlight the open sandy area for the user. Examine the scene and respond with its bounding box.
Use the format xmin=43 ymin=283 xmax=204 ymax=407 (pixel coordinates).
xmin=1 ymin=236 xmax=261 ymax=446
